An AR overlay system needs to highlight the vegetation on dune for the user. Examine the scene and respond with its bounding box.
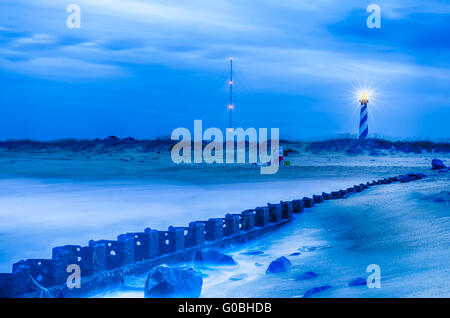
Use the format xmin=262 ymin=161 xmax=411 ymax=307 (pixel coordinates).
xmin=305 ymin=138 xmax=450 ymax=155
xmin=0 ymin=137 xmax=449 ymax=155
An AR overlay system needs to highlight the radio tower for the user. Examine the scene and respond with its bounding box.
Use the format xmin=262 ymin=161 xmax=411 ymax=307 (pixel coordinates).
xmin=228 ymin=57 xmax=233 ymax=132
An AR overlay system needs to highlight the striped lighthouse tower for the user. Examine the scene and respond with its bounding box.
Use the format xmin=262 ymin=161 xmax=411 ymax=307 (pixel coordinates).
xmin=359 ymin=93 xmax=369 ymax=139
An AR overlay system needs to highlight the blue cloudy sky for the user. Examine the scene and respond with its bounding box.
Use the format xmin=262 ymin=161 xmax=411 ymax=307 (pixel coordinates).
xmin=0 ymin=0 xmax=449 ymax=140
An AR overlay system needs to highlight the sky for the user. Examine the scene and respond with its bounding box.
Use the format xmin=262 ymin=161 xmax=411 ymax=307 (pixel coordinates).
xmin=0 ymin=0 xmax=449 ymax=140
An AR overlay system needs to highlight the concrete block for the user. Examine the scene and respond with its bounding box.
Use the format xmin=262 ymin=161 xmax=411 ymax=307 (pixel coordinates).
xmin=321 ymin=193 xmax=331 ymax=200
xmin=204 ymin=218 xmax=224 ymax=242
xmin=159 ymin=227 xmax=185 ymax=254
xmin=118 ymin=232 xmax=151 ymax=262
xmin=224 ymin=214 xmax=241 ymax=236
xmin=313 ymin=195 xmax=323 ymax=204
xmin=186 ymin=222 xmax=205 ymax=248
xmin=12 ymin=259 xmax=60 ymax=288
xmin=117 ymin=235 xmax=135 ymax=265
xmin=280 ymin=201 xmax=293 ymax=219
xmin=255 ymin=207 xmax=270 ymax=227
xmin=52 ymin=245 xmax=93 ymax=276
xmin=267 ymin=203 xmax=282 ymax=222
xmin=144 ymin=228 xmax=160 ymax=258
xmin=291 ymin=199 xmax=304 ymax=213
xmin=0 ymin=266 xmax=32 ymax=297
xmin=88 ymin=240 xmax=124 ymax=270
xmin=331 ymin=191 xmax=341 ymax=199
xmin=302 ymin=197 xmax=314 ymax=208
xmin=240 ymin=210 xmax=256 ymax=230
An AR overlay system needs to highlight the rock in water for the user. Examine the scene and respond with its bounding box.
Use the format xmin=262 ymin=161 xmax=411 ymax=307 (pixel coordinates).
xmin=266 ymin=256 xmax=291 ymax=274
xmin=144 ymin=265 xmax=203 ymax=298
xmin=303 ymin=285 xmax=332 ymax=298
xmin=348 ymin=277 xmax=367 ymax=287
xmin=432 ymin=159 xmax=447 ymax=170
xmin=121 ymin=275 xmax=147 ymax=290
xmin=194 ymin=250 xmax=237 ymax=266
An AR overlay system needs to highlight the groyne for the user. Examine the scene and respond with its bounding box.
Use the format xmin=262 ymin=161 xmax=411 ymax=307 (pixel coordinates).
xmin=0 ymin=174 xmax=413 ymax=298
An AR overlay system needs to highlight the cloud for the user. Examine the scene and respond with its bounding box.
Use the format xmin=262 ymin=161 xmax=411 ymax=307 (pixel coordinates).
xmin=15 ymin=33 xmax=55 ymax=45
xmin=0 ymin=57 xmax=127 ymax=80
xmin=1 ymin=0 xmax=449 ymax=86
xmin=0 ymin=0 xmax=449 ymax=139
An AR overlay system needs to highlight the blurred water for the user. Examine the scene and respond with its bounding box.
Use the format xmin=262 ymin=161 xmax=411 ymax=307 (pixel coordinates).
xmin=0 ymin=176 xmax=363 ymax=272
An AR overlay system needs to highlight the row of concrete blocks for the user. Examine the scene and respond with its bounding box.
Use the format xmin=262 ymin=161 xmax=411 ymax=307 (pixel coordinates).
xmin=0 ymin=200 xmax=303 ymax=296
xmin=0 ymin=175 xmax=401 ymax=297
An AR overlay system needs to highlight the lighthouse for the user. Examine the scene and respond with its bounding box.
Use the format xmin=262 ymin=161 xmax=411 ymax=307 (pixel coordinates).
xmin=359 ymin=92 xmax=369 ymax=139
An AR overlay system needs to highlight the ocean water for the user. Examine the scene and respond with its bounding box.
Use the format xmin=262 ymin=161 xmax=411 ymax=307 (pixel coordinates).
xmin=0 ymin=176 xmax=363 ymax=272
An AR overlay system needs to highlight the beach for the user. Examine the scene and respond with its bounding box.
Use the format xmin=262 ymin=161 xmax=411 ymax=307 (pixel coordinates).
xmin=0 ymin=146 xmax=449 ymax=297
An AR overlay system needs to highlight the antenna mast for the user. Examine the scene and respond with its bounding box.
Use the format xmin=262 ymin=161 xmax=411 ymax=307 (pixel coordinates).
xmin=228 ymin=57 xmax=233 ymax=131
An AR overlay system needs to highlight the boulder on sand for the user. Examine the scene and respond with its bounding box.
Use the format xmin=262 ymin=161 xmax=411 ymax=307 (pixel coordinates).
xmin=432 ymin=159 xmax=447 ymax=170
xmin=194 ymin=249 xmax=236 ymax=266
xmin=144 ymin=265 xmax=203 ymax=298
xmin=266 ymin=256 xmax=291 ymax=274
